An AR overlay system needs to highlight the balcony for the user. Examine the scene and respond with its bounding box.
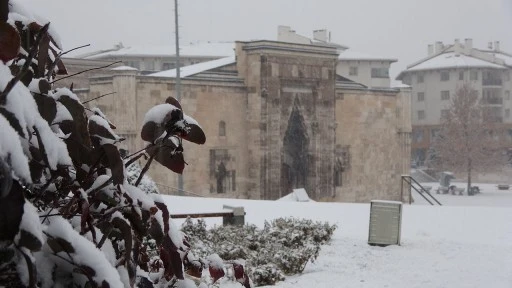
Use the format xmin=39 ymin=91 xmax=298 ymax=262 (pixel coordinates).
xmin=480 ymin=97 xmax=503 ymax=105
xmin=482 ymin=78 xmax=502 ymax=86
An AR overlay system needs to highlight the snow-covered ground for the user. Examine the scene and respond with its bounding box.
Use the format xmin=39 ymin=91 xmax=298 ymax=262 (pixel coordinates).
xmin=163 ymin=183 xmax=512 ymax=288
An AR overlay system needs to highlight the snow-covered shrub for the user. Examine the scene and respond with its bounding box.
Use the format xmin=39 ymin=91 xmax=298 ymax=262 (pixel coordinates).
xmin=0 ymin=2 xmax=252 ymax=287
xmin=126 ymin=160 xmax=160 ymax=194
xmin=181 ymin=218 xmax=337 ymax=286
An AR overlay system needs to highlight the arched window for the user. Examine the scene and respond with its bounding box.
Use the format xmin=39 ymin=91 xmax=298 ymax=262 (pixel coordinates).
xmin=219 ymin=121 xmax=226 ymax=136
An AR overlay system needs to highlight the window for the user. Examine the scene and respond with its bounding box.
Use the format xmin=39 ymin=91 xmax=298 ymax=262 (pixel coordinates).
xmin=162 ymin=62 xmax=174 ymax=70
xmin=441 ymin=71 xmax=449 ymax=81
xmin=145 ymin=61 xmax=155 ymax=71
xmin=441 ymin=90 xmax=450 ymax=101
xmin=219 ymin=121 xmax=226 ymax=136
xmin=505 ymin=91 xmax=510 ymax=100
xmin=417 ymin=74 xmax=424 ymax=83
xmin=506 ymin=109 xmax=511 ymax=119
xmin=505 ymin=72 xmax=510 ymax=81
xmin=441 ymin=109 xmax=450 ymax=119
xmin=413 ymin=129 xmax=424 ymax=142
xmin=459 ymin=71 xmax=464 ymax=81
xmin=349 ymin=66 xmax=358 ymax=76
xmin=417 ymin=110 xmax=426 ymax=120
xmin=371 ymin=67 xmax=389 ymax=78
xmin=417 ymin=92 xmax=425 ymax=102
xmin=125 ymin=61 xmax=140 ymax=69
xmin=470 ymin=70 xmax=478 ymax=81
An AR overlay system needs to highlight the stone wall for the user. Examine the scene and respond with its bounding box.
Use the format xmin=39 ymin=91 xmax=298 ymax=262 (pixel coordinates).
xmin=334 ymin=88 xmax=411 ymax=202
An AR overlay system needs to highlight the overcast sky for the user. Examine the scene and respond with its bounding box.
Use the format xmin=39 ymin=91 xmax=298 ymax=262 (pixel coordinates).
xmin=15 ymin=0 xmax=512 ymax=80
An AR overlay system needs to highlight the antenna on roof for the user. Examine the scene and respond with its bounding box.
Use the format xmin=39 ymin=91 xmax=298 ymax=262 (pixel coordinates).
xmin=174 ymin=0 xmax=184 ymax=194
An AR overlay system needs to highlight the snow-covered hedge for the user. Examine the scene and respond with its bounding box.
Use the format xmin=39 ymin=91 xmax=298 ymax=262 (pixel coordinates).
xmin=181 ymin=218 xmax=337 ymax=286
xmin=0 ymin=2 xmax=251 ymax=287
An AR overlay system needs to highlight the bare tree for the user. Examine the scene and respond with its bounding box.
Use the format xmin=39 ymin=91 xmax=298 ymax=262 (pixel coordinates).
xmin=429 ymin=84 xmax=507 ymax=194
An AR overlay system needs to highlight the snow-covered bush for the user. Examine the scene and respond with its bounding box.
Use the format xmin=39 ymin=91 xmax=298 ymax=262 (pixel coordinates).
xmin=126 ymin=160 xmax=160 ymax=194
xmin=0 ymin=2 xmax=251 ymax=287
xmin=181 ymin=218 xmax=337 ymax=286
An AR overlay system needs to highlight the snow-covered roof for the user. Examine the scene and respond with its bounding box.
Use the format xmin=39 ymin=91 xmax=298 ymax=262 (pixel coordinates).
xmin=405 ymin=52 xmax=506 ymax=72
xmin=391 ymin=80 xmax=411 ymax=88
xmin=481 ymin=51 xmax=512 ymax=66
xmin=338 ymin=49 xmax=397 ymax=62
xmin=111 ymin=65 xmax=138 ymax=71
xmin=148 ymin=56 xmax=236 ymax=78
xmin=84 ymin=42 xmax=235 ymax=59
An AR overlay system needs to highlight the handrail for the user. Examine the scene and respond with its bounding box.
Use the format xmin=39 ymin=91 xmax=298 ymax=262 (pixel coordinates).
xmin=401 ymin=175 xmax=442 ymax=206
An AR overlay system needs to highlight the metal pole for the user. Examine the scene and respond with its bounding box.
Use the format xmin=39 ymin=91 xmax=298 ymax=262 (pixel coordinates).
xmin=174 ymin=0 xmax=184 ymax=195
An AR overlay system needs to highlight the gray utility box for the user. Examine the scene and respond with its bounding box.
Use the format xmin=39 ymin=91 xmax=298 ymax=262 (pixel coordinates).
xmin=368 ymin=200 xmax=402 ymax=246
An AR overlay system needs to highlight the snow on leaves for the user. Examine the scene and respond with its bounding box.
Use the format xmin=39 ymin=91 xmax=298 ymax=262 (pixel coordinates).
xmin=0 ymin=2 xmax=239 ymax=288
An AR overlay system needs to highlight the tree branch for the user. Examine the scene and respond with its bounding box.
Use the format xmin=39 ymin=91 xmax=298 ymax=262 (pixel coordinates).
xmin=83 ymin=92 xmax=116 ymax=104
xmin=50 ymin=61 xmax=122 ymax=84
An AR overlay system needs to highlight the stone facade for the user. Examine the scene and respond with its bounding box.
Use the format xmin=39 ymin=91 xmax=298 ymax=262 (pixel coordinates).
xmin=334 ymin=87 xmax=411 ymax=202
xmin=86 ymin=40 xmax=411 ymax=202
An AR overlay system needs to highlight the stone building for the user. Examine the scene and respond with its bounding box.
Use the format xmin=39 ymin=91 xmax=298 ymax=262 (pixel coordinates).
xmin=85 ymin=39 xmax=411 ymax=203
xmin=397 ymin=39 xmax=512 ymax=166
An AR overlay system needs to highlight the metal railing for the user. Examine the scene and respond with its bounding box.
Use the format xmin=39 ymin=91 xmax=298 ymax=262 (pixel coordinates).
xmin=401 ymin=175 xmax=442 ymax=206
xmin=155 ymin=183 xmax=206 ymax=197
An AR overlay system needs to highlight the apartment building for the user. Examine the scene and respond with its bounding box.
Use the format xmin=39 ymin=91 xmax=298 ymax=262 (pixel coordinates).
xmin=396 ymin=39 xmax=512 ymax=165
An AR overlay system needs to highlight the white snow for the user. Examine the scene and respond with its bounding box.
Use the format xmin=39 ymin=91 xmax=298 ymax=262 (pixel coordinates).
xmin=0 ymin=63 xmax=72 ymax=170
xmin=52 ymin=87 xmax=81 ymax=102
xmin=161 ymin=183 xmax=512 ymax=288
xmin=406 ymin=52 xmax=507 ymax=72
xmin=277 ymin=188 xmax=314 ymax=202
xmin=53 ymin=102 xmax=73 ymax=123
xmin=88 ymin=114 xmax=123 ymax=144
xmin=149 ymin=56 xmax=236 ymax=78
xmin=0 ymin=114 xmax=31 ymax=186
xmin=45 ymin=217 xmax=124 ymax=288
xmin=9 ymin=1 xmax=63 ymax=49
xmin=338 ymin=49 xmax=397 ymax=62
xmin=84 ymin=42 xmax=235 ymax=59
xmin=183 ymin=114 xmax=200 ymax=127
xmin=15 ymin=201 xmax=43 ymax=245
xmin=111 ymin=65 xmax=138 ymax=71
xmin=142 ymin=103 xmax=180 ymax=125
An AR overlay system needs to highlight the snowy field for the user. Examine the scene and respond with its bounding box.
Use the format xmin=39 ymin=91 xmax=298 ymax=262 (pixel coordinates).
xmin=163 ymin=184 xmax=512 ymax=288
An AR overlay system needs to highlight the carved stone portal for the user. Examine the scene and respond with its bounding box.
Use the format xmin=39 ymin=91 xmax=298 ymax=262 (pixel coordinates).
xmin=281 ymin=100 xmax=309 ymax=197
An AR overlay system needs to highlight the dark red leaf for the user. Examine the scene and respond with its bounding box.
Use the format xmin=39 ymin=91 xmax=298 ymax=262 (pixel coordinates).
xmin=32 ymin=92 xmax=57 ymax=124
xmin=102 ymin=144 xmax=124 ymax=185
xmin=111 ymin=217 xmax=132 ymax=262
xmin=18 ymin=229 xmax=42 ymax=251
xmin=154 ymin=202 xmax=169 ymax=235
xmin=0 ymin=22 xmax=20 ymax=63
xmin=209 ymin=265 xmax=225 ymax=283
xmin=161 ymin=236 xmax=184 ymax=280
xmin=233 ymin=263 xmax=245 ymax=281
xmin=37 ymin=31 xmax=50 ymax=77
xmin=140 ymin=121 xmax=162 ymax=143
xmin=147 ymin=142 xmax=185 ymax=174
xmin=47 ymin=237 xmax=75 ymax=254
xmin=181 ymin=122 xmax=206 ymax=145
xmin=89 ymin=119 xmax=118 ymax=147
xmin=165 ymin=96 xmax=182 ymax=110
xmin=0 ymin=181 xmax=24 ymax=242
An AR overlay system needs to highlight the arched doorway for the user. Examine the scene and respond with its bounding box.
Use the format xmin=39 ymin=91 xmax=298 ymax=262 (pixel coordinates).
xmin=281 ymin=100 xmax=309 ymax=197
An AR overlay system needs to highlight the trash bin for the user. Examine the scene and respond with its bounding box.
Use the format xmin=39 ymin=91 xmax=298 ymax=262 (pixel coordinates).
xmin=368 ymin=200 xmax=402 ymax=246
